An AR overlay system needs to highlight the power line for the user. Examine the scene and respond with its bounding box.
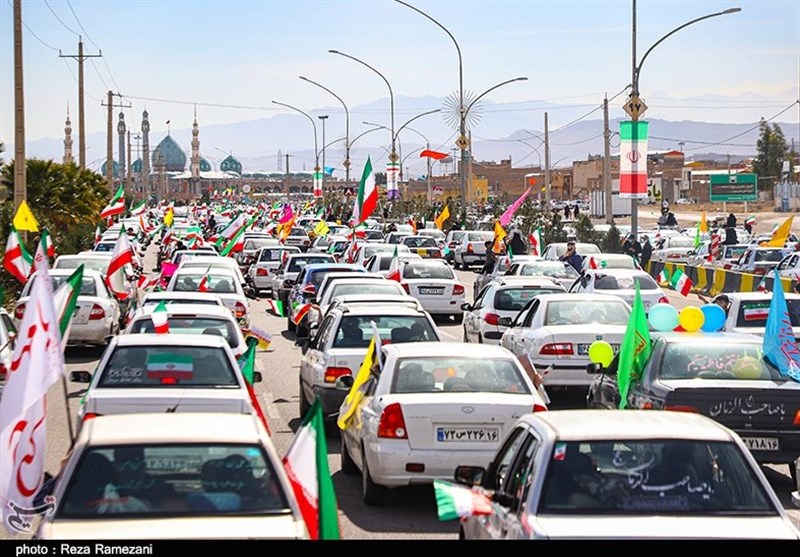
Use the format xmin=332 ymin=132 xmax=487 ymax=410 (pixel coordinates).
xmin=65 ymin=0 xmax=122 ymax=92
xmin=90 ymin=58 xmax=111 ymax=91
xmin=44 ymin=0 xmax=79 ymax=35
xmin=5 ymin=0 xmax=59 ymax=51
xmin=61 ymin=58 xmax=101 ymax=102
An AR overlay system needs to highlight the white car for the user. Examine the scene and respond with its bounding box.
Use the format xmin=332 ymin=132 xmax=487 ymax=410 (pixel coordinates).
xmin=463 ymin=277 xmax=566 ymax=345
xmin=308 ymin=234 xmax=345 ymax=254
xmin=505 ymin=259 xmax=581 ymax=291
xmin=270 ymin=252 xmax=336 ymax=306
xmin=247 ymin=245 xmax=301 ymax=294
xmin=500 ymin=293 xmax=631 ymax=392
xmin=35 ymin=413 xmax=308 ymax=540
xmin=776 ymin=252 xmax=800 ymax=281
xmin=70 ymin=334 xmax=260 ymax=421
xmin=453 ymin=230 xmax=495 ymax=270
xmin=299 ymin=303 xmax=441 ymax=422
xmin=176 ymin=255 xmax=248 ymax=289
xmin=312 ymin=276 xmax=406 ymax=328
xmin=687 ymin=242 xmax=749 ymax=269
xmin=337 ymin=342 xmax=548 ymax=505
xmin=721 ymin=291 xmax=800 ymax=340
xmin=650 ymin=235 xmax=698 ymax=264
xmin=138 ymin=290 xmax=226 ymax=309
xmin=568 ymin=268 xmax=668 ymax=312
xmin=14 ymin=269 xmax=121 ymax=348
xmin=581 ymin=252 xmax=640 ymax=271
xmin=732 ymin=246 xmax=794 ymax=275
xmin=124 ymin=303 xmax=248 ymax=360
xmin=473 ymin=254 xmax=542 ymax=298
xmin=541 ymin=242 xmax=601 ymax=261
xmin=167 ymin=268 xmax=252 ymax=328
xmin=355 ymin=242 xmax=411 ymax=267
xmin=364 ymin=251 xmax=422 ymax=276
xmin=398 ymin=259 xmax=466 ymax=323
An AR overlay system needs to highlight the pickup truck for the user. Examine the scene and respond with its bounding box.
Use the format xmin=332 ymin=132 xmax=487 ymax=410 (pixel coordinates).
xmin=721 ymin=291 xmax=800 ymax=341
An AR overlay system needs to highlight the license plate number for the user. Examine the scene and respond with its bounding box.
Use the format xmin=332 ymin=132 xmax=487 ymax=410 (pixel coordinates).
xmin=437 ymin=427 xmax=499 ymax=442
xmin=741 ymin=437 xmax=779 ymax=451
xmin=578 ymin=343 xmax=619 ymax=355
xmin=419 ymin=287 xmax=444 ymax=295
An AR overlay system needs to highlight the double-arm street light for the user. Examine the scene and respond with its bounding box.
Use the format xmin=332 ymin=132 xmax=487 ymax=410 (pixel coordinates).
xmin=272 ymin=100 xmax=319 ymax=194
xmin=299 ymin=76 xmax=352 ymax=191
xmin=363 ymin=107 xmax=441 ymax=181
xmin=626 ymin=2 xmax=741 ymax=238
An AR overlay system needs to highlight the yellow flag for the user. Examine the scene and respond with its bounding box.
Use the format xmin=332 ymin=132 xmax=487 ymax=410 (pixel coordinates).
xmin=492 ymin=220 xmax=507 ymax=253
xmin=698 ymin=211 xmax=708 ymax=234
xmin=280 ymin=217 xmax=295 ymax=241
xmin=768 ymin=216 xmax=793 ymax=247
xmin=12 ymin=200 xmax=39 ymax=232
xmin=164 ymin=207 xmax=174 ymax=227
xmin=434 ymin=205 xmax=450 ymax=230
xmin=314 ymin=220 xmax=330 ymax=237
xmin=337 ymin=335 xmax=377 ymax=430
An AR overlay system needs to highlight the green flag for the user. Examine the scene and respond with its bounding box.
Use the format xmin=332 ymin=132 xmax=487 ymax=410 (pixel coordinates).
xmin=53 ymin=264 xmax=84 ymax=350
xmin=616 ymin=283 xmax=651 ymax=409
xmin=238 ymin=339 xmax=257 ymax=384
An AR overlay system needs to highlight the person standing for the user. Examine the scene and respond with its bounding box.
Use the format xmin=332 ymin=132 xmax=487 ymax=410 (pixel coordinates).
xmin=622 ymin=233 xmax=642 ymax=265
xmin=507 ymin=230 xmax=527 ymax=255
xmin=640 ymin=235 xmax=653 ymax=270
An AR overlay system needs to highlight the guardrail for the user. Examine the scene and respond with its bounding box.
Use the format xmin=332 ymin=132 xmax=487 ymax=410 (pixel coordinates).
xmin=645 ymin=260 xmax=796 ymax=296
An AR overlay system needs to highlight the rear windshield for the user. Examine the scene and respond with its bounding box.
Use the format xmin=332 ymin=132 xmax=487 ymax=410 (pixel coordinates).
xmin=330 ymin=282 xmax=404 ymax=300
xmin=403 ymin=263 xmax=454 ymax=280
xmin=258 ymin=248 xmax=296 ymax=262
xmin=659 ymin=341 xmax=781 ymax=381
xmin=98 ymin=345 xmax=238 ymax=387
xmin=544 ymin=300 xmax=630 ymax=326
xmin=594 ymin=274 xmax=658 ymax=290
xmin=141 ymin=298 xmax=222 ymax=307
xmin=723 ymin=246 xmax=747 ymax=259
xmin=754 ymin=249 xmax=791 ymax=262
xmin=521 ymin=261 xmax=579 ymax=279
xmin=128 ymin=317 xmax=240 ymax=349
xmin=55 ymin=258 xmax=109 ymax=273
xmin=333 ymin=315 xmax=438 ymax=348
xmin=172 ymin=273 xmax=237 ymax=294
xmin=494 ymin=288 xmax=564 ymax=312
xmin=289 ymin=228 xmax=307 ymax=237
xmin=288 ymin=256 xmax=332 ymax=272
xmin=392 ymin=357 xmax=529 ymax=394
xmin=403 ymin=237 xmax=437 ymax=248
xmin=467 ymin=232 xmax=494 ymax=242
xmin=735 ymin=298 xmax=800 ymax=327
xmin=308 ymin=267 xmax=363 ymax=288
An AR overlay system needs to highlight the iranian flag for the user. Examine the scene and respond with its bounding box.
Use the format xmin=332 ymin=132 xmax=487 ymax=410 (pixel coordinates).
xmin=619 ymin=121 xmax=649 ymax=198
xmin=351 ymin=156 xmax=377 ymax=225
xmin=105 ymin=229 xmax=134 ymax=300
xmin=100 ymin=185 xmax=126 ymax=220
xmin=282 ymin=398 xmax=341 ymax=540
xmin=53 ymin=264 xmax=84 ymax=351
xmin=3 ymin=225 xmax=32 ymax=284
xmin=146 ymin=353 xmax=193 ymax=380
xmin=657 ymin=268 xmax=670 ymax=284
xmin=129 ymin=199 xmax=147 ymax=217
xmin=41 ymin=228 xmax=56 ymax=259
xmin=313 ymin=169 xmax=323 ymax=198
xmin=670 ymin=268 xmax=692 ymax=296
xmin=386 ymin=245 xmax=401 ymax=282
xmin=197 ymin=273 xmax=211 ymax=293
xmin=293 ymin=303 xmax=312 ymax=326
xmin=151 ymin=300 xmax=170 ymax=334
xmin=528 ymin=228 xmax=542 ymax=256
xmin=94 ymin=225 xmax=102 ymax=246
xmin=433 ymin=480 xmax=492 ymax=521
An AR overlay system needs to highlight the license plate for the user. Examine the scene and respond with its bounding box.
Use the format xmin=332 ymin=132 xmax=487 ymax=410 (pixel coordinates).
xmin=419 ymin=287 xmax=444 ymax=295
xmin=741 ymin=437 xmax=779 ymax=451
xmin=578 ymin=343 xmax=619 ymax=355
xmin=437 ymin=427 xmax=499 ymax=443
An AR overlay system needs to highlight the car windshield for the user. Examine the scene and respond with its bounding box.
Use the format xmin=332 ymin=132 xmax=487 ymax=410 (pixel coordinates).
xmin=595 ymin=256 xmax=636 ymax=269
xmin=392 ymin=357 xmax=529 ymax=394
xmin=403 ymin=237 xmax=437 ymax=248
xmin=521 ymin=262 xmax=579 ymax=279
xmin=289 ymin=228 xmax=307 ymax=237
xmin=539 ymin=440 xmax=774 ymax=514
xmin=665 ymin=237 xmax=696 ymax=248
xmin=50 ymin=276 xmax=98 ymax=296
xmin=333 ymin=315 xmax=437 ymax=348
xmin=735 ymin=298 xmax=800 ymax=327
xmin=555 ymin=244 xmax=601 ymax=256
xmin=98 ymin=345 xmax=238 ymax=387
xmin=447 ymin=232 xmax=466 ymax=243
xmin=494 ymin=288 xmax=564 ymax=311
xmin=54 ymin=258 xmax=109 ymax=273
xmin=172 ymin=273 xmax=238 ymax=294
xmin=724 ymin=246 xmax=747 ymax=259
xmin=129 ymin=317 xmax=240 ymax=349
xmin=288 ymin=257 xmax=331 ymax=272
xmin=658 ymin=341 xmax=781 ymax=380
xmin=594 ymin=273 xmax=658 ymax=290
xmin=245 ymin=238 xmax=276 ymax=249
xmin=57 ymin=443 xmax=290 ymax=518
xmin=755 ymin=249 xmax=790 ymax=262
xmin=363 ymin=244 xmax=395 ymax=258
xmin=94 ymin=242 xmax=115 ymax=252
xmin=467 ymin=232 xmax=494 ymax=242
xmin=329 ymin=282 xmax=404 ymax=300
xmin=403 ymin=263 xmax=454 ymax=280
xmin=258 ymin=248 xmax=296 ymax=262
xmin=544 ymin=301 xmax=630 ymax=326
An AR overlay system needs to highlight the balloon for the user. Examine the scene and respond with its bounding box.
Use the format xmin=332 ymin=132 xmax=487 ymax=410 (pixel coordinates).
xmin=700 ymin=304 xmax=726 ymax=332
xmin=648 ymin=303 xmax=679 ymax=332
xmin=588 ymin=341 xmax=614 ymax=367
xmin=679 ymin=306 xmax=705 ymax=333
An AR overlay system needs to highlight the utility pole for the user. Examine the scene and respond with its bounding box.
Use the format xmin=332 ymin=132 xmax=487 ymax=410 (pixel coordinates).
xmin=284 ymin=153 xmax=290 ymax=197
xmin=60 ymin=37 xmax=102 ymax=171
xmin=544 ymin=112 xmax=551 ymax=207
xmin=126 ymin=130 xmax=132 ymax=195
xmin=603 ymin=96 xmax=613 ymax=224
xmin=103 ymin=91 xmax=131 ymax=192
xmin=13 ymin=0 xmax=26 ymax=239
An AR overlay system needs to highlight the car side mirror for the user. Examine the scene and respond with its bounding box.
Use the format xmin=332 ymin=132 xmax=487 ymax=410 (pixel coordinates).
xmin=497 ymin=317 xmax=513 ymax=327
xmin=587 ymin=363 xmax=605 ymax=374
xmin=70 ymin=370 xmax=92 ymax=383
xmin=453 ymin=465 xmax=485 ymax=487
xmin=334 ymin=375 xmax=355 ymax=391
xmin=460 ymin=302 xmax=472 ymax=311
xmin=252 ymin=371 xmax=263 ymax=384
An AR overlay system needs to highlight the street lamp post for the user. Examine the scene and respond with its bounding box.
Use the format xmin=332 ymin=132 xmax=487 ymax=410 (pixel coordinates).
xmin=329 ymin=50 xmax=398 ymax=196
xmin=272 ymin=100 xmax=319 ymax=198
xmin=402 ymin=125 xmax=432 ymax=202
xmin=299 ymin=76 xmax=351 ymax=191
xmin=318 ymin=115 xmax=328 ymax=198
xmin=626 ymin=1 xmax=741 ymax=238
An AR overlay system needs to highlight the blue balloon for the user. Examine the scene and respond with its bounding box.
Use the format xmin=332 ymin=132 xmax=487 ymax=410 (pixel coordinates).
xmin=701 ymin=303 xmax=726 ymax=332
xmin=648 ymin=303 xmax=679 ymax=332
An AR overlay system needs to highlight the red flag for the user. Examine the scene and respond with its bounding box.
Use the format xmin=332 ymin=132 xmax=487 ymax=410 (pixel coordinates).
xmin=420 ymin=150 xmax=449 ymax=161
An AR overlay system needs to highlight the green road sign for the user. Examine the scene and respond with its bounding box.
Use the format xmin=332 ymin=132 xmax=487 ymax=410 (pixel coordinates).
xmin=709 ymin=174 xmax=757 ymax=202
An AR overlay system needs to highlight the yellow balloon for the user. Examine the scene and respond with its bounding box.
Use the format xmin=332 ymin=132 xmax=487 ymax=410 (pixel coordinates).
xmin=679 ymin=306 xmax=705 ymax=333
xmin=588 ymin=341 xmax=614 ymax=367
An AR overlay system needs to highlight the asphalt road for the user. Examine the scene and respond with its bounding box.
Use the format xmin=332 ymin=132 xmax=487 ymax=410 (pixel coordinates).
xmin=6 ymin=246 xmax=800 ymax=540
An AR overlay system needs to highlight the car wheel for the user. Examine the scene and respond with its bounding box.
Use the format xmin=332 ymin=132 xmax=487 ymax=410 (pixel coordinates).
xmin=340 ymin=433 xmax=358 ymax=475
xmin=299 ymin=378 xmax=311 ymax=418
xmin=451 ymin=313 xmax=464 ymax=325
xmin=361 ymin=447 xmax=387 ymax=506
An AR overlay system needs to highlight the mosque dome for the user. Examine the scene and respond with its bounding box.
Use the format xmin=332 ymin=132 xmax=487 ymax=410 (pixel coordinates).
xmin=100 ymin=160 xmax=119 ymax=178
xmin=132 ymin=158 xmax=142 ymax=173
xmin=152 ymin=135 xmax=187 ymax=172
xmin=220 ymin=154 xmax=242 ymax=175
xmin=200 ymin=157 xmax=212 ymax=172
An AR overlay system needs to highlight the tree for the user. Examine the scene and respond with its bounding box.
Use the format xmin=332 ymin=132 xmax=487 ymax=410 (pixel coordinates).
xmin=752 ymin=119 xmax=788 ymax=191
xmin=574 ymin=213 xmax=602 ymax=245
xmin=602 ymin=221 xmax=622 ymax=253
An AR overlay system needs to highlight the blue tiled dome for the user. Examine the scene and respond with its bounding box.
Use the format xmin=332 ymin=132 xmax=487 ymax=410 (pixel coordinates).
xmin=152 ymin=135 xmax=187 ymax=172
xmin=132 ymin=158 xmax=142 ymax=173
xmin=200 ymin=157 xmax=212 ymax=172
xmin=220 ymin=155 xmax=242 ymax=175
xmin=100 ymin=160 xmax=119 ymax=178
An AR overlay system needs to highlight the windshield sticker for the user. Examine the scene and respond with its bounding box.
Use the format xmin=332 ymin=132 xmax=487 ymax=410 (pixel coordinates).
xmin=146 ymin=353 xmax=194 ymax=380
xmin=553 ymin=443 xmax=567 ymax=461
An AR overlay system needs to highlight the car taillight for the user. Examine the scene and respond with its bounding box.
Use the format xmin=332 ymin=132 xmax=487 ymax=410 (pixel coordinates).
xmin=453 ymin=284 xmax=464 ymax=296
xmin=324 ymin=366 xmax=352 ymax=383
xmin=378 ymin=402 xmax=408 ymax=439
xmin=658 ymin=296 xmax=669 ymax=304
xmin=667 ymin=253 xmax=682 ymax=259
xmin=532 ymin=403 xmax=548 ymax=412
xmin=663 ymin=405 xmax=701 ymax=413
xmin=301 ymin=284 xmax=316 ymax=296
xmin=0 ymin=363 xmax=6 ymax=380
xmin=303 ymin=240 xmax=310 ymax=246
xmin=466 ymin=244 xmax=474 ymax=254
xmin=753 ymin=268 xmax=766 ymax=276
xmin=14 ymin=304 xmax=25 ymax=320
xmin=256 ymin=267 xmax=268 ymax=276
xmin=89 ymin=303 xmax=106 ymax=320
xmin=82 ymin=413 xmax=101 ymax=422
xmin=484 ymin=312 xmax=501 ymax=326
xmin=234 ymin=301 xmax=247 ymax=319
xmin=402 ymin=283 xmax=410 ymax=294
xmin=793 ymin=410 xmax=800 ymax=426
xmin=540 ymin=343 xmax=573 ymax=355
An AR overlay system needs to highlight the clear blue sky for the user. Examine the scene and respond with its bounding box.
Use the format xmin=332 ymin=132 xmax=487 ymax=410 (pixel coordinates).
xmin=1 ymin=0 xmax=798 ymax=145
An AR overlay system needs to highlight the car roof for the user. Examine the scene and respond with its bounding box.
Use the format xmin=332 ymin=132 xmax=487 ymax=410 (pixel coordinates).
xmin=330 ymin=294 xmax=420 ymax=306
xmin=76 ymin=413 xmax=265 ymax=446
xmin=110 ymin=332 xmax=231 ymax=349
xmin=520 ymin=409 xmax=735 ymax=443
xmin=324 ymin=272 xmax=384 ymax=281
xmin=142 ymin=291 xmax=224 ymax=302
xmin=384 ymin=341 xmax=516 ymax=359
xmin=725 ymin=291 xmax=800 ymax=300
xmin=303 ymin=263 xmax=365 ymax=272
xmin=585 ymin=268 xmax=650 ymax=276
xmin=533 ymin=293 xmax=631 ymax=303
xmin=652 ymin=331 xmax=764 ymax=343
xmin=493 ymin=277 xmax=565 ymax=288
xmin=131 ymin=303 xmax=237 ymax=318
xmin=336 ymin=304 xmax=429 ymax=316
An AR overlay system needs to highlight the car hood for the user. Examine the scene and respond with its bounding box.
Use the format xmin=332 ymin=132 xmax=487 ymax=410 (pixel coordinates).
xmin=529 ymin=516 xmax=799 ymax=540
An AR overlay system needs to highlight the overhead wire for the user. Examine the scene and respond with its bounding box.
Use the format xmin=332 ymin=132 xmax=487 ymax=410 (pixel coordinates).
xmin=44 ymin=0 xmax=79 ymax=35
xmin=5 ymin=0 xmax=60 ymax=51
xmin=685 ymin=101 xmax=800 ymax=152
xmin=66 ymin=0 xmax=123 ymax=93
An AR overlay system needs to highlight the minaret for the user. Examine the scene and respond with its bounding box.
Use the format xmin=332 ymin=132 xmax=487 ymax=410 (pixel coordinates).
xmin=117 ymin=112 xmax=126 ymax=171
xmin=191 ymin=107 xmax=200 ymax=180
xmin=141 ymin=109 xmax=151 ymax=193
xmin=63 ymin=106 xmax=74 ymax=165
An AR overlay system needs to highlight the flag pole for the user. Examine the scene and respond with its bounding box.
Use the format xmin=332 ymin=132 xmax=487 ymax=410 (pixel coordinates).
xmin=62 ymin=374 xmax=76 ymax=448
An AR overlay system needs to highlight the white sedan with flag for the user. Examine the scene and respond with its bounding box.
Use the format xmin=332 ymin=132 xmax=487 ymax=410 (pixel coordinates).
xmin=568 ymin=268 xmax=669 ymax=312
xmin=398 ymin=259 xmax=466 ymax=323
